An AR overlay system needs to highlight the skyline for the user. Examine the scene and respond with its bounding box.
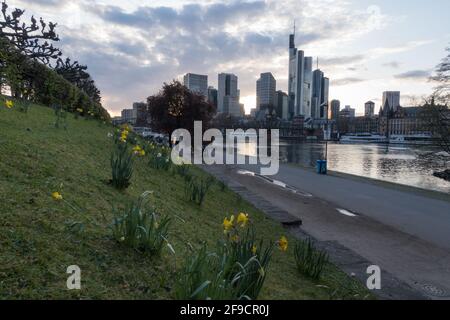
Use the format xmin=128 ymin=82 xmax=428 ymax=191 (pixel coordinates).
xmin=11 ymin=0 xmax=450 ymax=116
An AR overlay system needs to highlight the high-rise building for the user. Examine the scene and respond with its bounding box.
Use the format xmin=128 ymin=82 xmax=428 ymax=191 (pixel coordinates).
xmin=274 ymin=90 xmax=289 ymax=120
xmin=311 ymin=69 xmax=330 ymax=119
xmin=288 ymin=33 xmax=313 ymax=118
xmin=256 ymin=72 xmax=276 ymax=110
xmin=340 ymin=105 xmax=356 ymax=118
xmin=207 ymin=86 xmax=218 ymax=109
xmin=218 ymin=73 xmax=242 ymax=117
xmin=330 ymin=100 xmax=341 ymax=120
xmin=365 ymin=101 xmax=375 ymax=117
xmin=183 ymin=73 xmax=208 ymax=97
xmin=121 ymin=108 xmax=136 ymax=124
xmin=382 ymin=91 xmax=400 ymax=112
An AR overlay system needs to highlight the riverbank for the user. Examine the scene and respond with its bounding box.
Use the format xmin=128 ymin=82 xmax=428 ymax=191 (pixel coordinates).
xmin=0 ymin=100 xmax=369 ymax=299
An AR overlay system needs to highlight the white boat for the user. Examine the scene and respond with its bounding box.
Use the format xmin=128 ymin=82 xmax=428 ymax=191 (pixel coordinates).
xmin=340 ymin=134 xmax=388 ymax=144
xmin=389 ymin=134 xmax=434 ymax=145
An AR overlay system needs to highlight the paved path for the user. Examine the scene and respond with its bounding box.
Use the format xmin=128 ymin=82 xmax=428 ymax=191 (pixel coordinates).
xmin=205 ymin=163 xmax=450 ymax=299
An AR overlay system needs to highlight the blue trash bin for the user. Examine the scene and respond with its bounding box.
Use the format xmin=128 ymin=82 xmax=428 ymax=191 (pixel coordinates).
xmin=316 ymin=160 xmax=328 ymax=175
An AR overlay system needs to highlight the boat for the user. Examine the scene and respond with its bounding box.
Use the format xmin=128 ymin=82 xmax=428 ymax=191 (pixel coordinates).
xmin=340 ymin=134 xmax=388 ymax=144
xmin=389 ymin=134 xmax=435 ymax=145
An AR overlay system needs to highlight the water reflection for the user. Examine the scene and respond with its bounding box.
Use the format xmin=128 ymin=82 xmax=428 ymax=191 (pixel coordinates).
xmin=278 ymin=142 xmax=450 ymax=194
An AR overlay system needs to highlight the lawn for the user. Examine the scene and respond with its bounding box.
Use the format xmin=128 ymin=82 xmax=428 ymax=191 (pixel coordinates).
xmin=0 ymin=98 xmax=370 ymax=299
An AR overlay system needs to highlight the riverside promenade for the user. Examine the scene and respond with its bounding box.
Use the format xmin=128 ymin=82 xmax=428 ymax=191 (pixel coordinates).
xmin=204 ymin=163 xmax=450 ymax=299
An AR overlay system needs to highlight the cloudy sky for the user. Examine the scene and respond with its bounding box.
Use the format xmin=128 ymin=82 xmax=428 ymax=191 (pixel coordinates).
xmin=10 ymin=0 xmax=450 ymax=116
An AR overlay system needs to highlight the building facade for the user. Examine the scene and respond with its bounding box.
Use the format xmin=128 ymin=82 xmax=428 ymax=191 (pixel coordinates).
xmin=365 ymin=101 xmax=375 ymax=118
xmin=382 ymin=91 xmax=401 ymax=112
xmin=256 ymin=72 xmax=276 ymax=110
xmin=183 ymin=73 xmax=208 ymax=97
xmin=207 ymin=86 xmax=218 ymax=109
xmin=330 ymin=99 xmax=341 ymax=120
xmin=274 ymin=90 xmax=289 ymax=120
xmin=218 ymin=73 xmax=242 ymax=117
xmin=288 ymin=33 xmax=313 ymax=118
xmin=340 ymin=105 xmax=356 ymax=118
xmin=311 ymin=69 xmax=329 ymax=119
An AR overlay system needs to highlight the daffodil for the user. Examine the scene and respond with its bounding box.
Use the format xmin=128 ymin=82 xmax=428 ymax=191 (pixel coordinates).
xmin=237 ymin=212 xmax=249 ymax=227
xmin=278 ymin=236 xmax=288 ymax=252
xmin=51 ymin=192 xmax=63 ymax=201
xmin=120 ymin=236 xmax=125 ymax=242
xmin=132 ymin=145 xmax=142 ymax=153
xmin=223 ymin=215 xmax=235 ymax=233
xmin=231 ymin=235 xmax=239 ymax=243
xmin=5 ymin=100 xmax=13 ymax=109
xmin=76 ymin=108 xmax=83 ymax=113
xmin=252 ymin=245 xmax=257 ymax=255
xmin=139 ymin=150 xmax=146 ymax=157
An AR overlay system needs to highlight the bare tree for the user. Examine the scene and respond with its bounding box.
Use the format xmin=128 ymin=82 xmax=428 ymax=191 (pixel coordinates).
xmin=0 ymin=1 xmax=61 ymax=65
xmin=425 ymin=46 xmax=450 ymax=153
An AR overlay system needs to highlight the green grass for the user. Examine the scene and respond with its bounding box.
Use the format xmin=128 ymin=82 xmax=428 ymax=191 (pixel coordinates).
xmin=0 ymin=98 xmax=371 ymax=299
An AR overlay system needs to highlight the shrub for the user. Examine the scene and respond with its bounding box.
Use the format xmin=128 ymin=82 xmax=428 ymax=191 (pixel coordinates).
xmin=294 ymin=238 xmax=329 ymax=280
xmin=175 ymin=214 xmax=273 ymax=300
xmin=184 ymin=176 xmax=212 ymax=205
xmin=110 ymin=136 xmax=133 ymax=190
xmin=112 ymin=191 xmax=171 ymax=255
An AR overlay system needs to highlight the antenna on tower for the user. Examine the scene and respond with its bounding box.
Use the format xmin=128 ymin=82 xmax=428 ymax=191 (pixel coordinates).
xmin=317 ymin=57 xmax=319 ymax=69
xmin=293 ymin=20 xmax=296 ymax=36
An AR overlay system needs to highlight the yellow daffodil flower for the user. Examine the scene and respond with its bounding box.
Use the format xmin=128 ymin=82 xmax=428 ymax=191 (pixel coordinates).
xmin=52 ymin=192 xmax=63 ymax=201
xmin=278 ymin=236 xmax=288 ymax=252
xmin=223 ymin=215 xmax=235 ymax=233
xmin=252 ymin=245 xmax=257 ymax=255
xmin=5 ymin=100 xmax=13 ymax=109
xmin=132 ymin=145 xmax=142 ymax=152
xmin=237 ymin=212 xmax=249 ymax=227
xmin=139 ymin=150 xmax=146 ymax=157
xmin=231 ymin=235 xmax=239 ymax=243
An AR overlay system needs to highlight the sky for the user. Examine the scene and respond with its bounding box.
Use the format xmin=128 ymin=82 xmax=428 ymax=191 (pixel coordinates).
xmin=9 ymin=0 xmax=450 ymax=116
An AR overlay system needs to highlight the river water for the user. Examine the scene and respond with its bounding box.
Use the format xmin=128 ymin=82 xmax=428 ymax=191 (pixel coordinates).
xmin=278 ymin=142 xmax=450 ymax=194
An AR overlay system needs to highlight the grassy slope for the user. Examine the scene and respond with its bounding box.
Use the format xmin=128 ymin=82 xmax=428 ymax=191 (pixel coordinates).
xmin=0 ymin=100 xmax=369 ymax=299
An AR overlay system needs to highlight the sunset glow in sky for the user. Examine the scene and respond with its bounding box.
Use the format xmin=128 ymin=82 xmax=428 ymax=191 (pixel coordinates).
xmin=11 ymin=0 xmax=450 ymax=116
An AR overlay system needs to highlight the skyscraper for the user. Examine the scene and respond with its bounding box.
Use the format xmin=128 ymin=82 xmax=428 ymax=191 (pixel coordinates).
xmin=274 ymin=90 xmax=289 ymax=120
xmin=183 ymin=73 xmax=208 ymax=97
xmin=311 ymin=69 xmax=329 ymax=119
xmin=330 ymin=99 xmax=341 ymax=120
xmin=256 ymin=72 xmax=276 ymax=110
xmin=382 ymin=91 xmax=400 ymax=112
xmin=288 ymin=33 xmax=313 ymax=118
xmin=218 ymin=73 xmax=242 ymax=117
xmin=365 ymin=101 xmax=375 ymax=117
xmin=207 ymin=87 xmax=218 ymax=109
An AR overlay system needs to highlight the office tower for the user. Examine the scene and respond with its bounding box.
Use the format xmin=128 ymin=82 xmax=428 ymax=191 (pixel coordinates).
xmin=382 ymin=91 xmax=400 ymax=112
xmin=274 ymin=90 xmax=289 ymax=120
xmin=256 ymin=72 xmax=276 ymax=110
xmin=288 ymin=33 xmax=313 ymax=118
xmin=340 ymin=105 xmax=356 ymax=118
xmin=365 ymin=101 xmax=375 ymax=117
xmin=183 ymin=73 xmax=208 ymax=97
xmin=218 ymin=73 xmax=242 ymax=116
xmin=311 ymin=69 xmax=329 ymax=119
xmin=330 ymin=99 xmax=341 ymax=120
xmin=207 ymin=86 xmax=218 ymax=109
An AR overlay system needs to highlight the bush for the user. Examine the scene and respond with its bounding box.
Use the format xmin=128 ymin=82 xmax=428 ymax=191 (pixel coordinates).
xmin=294 ymin=238 xmax=329 ymax=280
xmin=184 ymin=176 xmax=212 ymax=205
xmin=110 ymin=138 xmax=133 ymax=190
xmin=112 ymin=191 xmax=171 ymax=255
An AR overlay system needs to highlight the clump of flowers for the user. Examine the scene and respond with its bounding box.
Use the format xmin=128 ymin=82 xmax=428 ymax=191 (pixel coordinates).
xmin=278 ymin=236 xmax=289 ymax=252
xmin=52 ymin=191 xmax=63 ymax=201
xmin=5 ymin=100 xmax=14 ymax=109
xmin=132 ymin=145 xmax=146 ymax=157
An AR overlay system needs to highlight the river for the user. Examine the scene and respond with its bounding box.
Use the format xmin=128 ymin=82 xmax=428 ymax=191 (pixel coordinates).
xmin=278 ymin=142 xmax=450 ymax=194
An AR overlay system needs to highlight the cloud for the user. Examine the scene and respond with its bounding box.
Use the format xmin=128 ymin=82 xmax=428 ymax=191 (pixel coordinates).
xmin=331 ymin=77 xmax=366 ymax=86
xmin=394 ymin=70 xmax=431 ymax=79
xmin=14 ymin=0 xmax=392 ymax=115
xmin=383 ymin=61 xmax=401 ymax=68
